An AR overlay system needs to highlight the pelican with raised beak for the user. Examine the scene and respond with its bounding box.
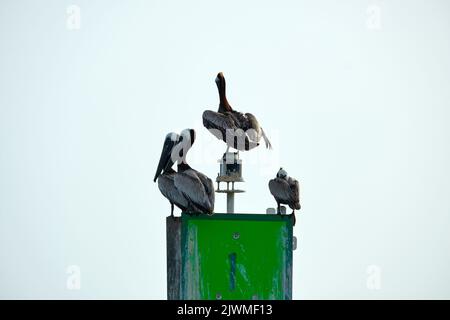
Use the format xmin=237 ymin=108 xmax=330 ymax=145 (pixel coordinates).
xmin=202 ymin=72 xmax=272 ymax=151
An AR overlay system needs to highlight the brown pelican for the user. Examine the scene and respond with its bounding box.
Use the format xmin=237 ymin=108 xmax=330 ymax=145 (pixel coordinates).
xmin=154 ymin=129 xmax=215 ymax=216
xmin=153 ymin=132 xmax=188 ymax=217
xmin=202 ymin=72 xmax=272 ymax=151
xmin=269 ymin=168 xmax=300 ymax=226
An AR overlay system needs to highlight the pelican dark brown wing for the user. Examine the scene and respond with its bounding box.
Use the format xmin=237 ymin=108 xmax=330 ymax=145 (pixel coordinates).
xmin=202 ymin=110 xmax=236 ymax=140
xmin=244 ymin=112 xmax=272 ymax=149
xmin=195 ymin=170 xmax=215 ymax=212
xmin=269 ymin=178 xmax=300 ymax=210
xmin=174 ymin=168 xmax=214 ymax=214
xmin=202 ymin=110 xmax=258 ymax=151
xmin=269 ymin=178 xmax=294 ymax=205
xmin=287 ymin=177 xmax=300 ymax=210
xmin=202 ymin=72 xmax=272 ymax=151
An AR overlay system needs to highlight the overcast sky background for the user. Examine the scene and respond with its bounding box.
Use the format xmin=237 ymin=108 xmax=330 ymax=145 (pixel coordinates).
xmin=1 ymin=0 xmax=449 ymax=299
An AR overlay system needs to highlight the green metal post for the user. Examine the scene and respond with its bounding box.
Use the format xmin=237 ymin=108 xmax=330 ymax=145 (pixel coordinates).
xmin=167 ymin=213 xmax=293 ymax=300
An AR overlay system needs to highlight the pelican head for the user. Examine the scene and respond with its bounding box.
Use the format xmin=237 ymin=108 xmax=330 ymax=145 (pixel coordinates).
xmin=174 ymin=129 xmax=196 ymax=164
xmin=215 ymin=72 xmax=224 ymax=86
xmin=215 ymin=72 xmax=232 ymax=112
xmin=277 ymin=167 xmax=288 ymax=179
xmin=215 ymin=72 xmax=227 ymax=94
xmin=180 ymin=128 xmax=195 ymax=147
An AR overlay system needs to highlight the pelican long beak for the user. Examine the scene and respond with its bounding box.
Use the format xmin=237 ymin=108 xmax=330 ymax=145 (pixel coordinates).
xmin=154 ymin=155 xmax=166 ymax=182
xmin=154 ymin=133 xmax=179 ymax=182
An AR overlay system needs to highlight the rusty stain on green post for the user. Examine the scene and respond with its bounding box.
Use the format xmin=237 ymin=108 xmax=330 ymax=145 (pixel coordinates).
xmin=167 ymin=213 xmax=293 ymax=300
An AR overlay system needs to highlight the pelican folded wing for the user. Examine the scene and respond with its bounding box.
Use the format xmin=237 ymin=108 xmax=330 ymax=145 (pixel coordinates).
xmin=174 ymin=169 xmax=214 ymax=214
xmin=269 ymin=178 xmax=293 ymax=204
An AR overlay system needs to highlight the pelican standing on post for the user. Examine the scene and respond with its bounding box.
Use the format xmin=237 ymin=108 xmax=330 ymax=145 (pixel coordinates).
xmin=269 ymin=168 xmax=301 ymax=226
xmin=202 ymin=72 xmax=272 ymax=152
xmin=154 ymin=129 xmax=215 ymax=216
xmin=153 ymin=132 xmax=187 ymax=218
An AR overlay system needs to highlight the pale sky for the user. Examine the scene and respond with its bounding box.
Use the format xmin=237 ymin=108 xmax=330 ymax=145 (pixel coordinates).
xmin=1 ymin=0 xmax=450 ymax=299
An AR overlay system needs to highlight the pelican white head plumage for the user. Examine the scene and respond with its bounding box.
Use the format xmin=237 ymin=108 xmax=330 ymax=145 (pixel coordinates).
xmin=277 ymin=167 xmax=288 ymax=179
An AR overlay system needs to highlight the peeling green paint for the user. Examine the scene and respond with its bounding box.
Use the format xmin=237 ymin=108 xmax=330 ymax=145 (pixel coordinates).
xmin=180 ymin=213 xmax=293 ymax=300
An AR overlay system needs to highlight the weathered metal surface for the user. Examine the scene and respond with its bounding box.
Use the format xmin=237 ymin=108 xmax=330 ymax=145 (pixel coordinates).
xmin=179 ymin=213 xmax=293 ymax=300
xmin=166 ymin=216 xmax=181 ymax=300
